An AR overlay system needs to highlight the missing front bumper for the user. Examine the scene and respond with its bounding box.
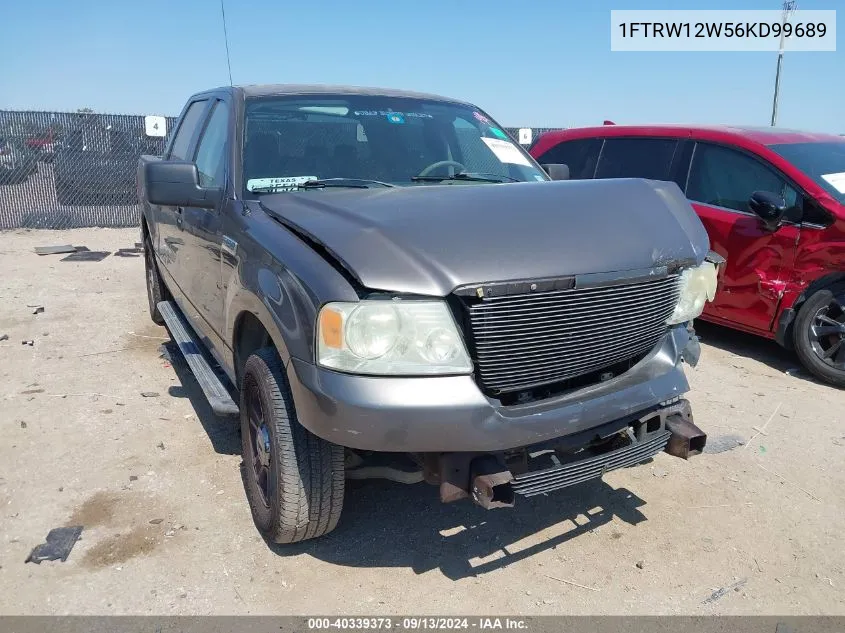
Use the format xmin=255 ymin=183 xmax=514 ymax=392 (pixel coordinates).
xmin=436 ymin=399 xmax=705 ymax=507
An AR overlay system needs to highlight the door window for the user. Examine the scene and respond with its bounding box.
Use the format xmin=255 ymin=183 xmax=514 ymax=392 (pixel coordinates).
xmin=687 ymin=143 xmax=799 ymax=218
xmin=533 ymin=138 xmax=602 ymax=179
xmin=595 ymin=138 xmax=678 ymax=180
xmin=194 ymin=101 xmax=229 ymax=187
xmin=168 ymin=100 xmax=207 ymax=160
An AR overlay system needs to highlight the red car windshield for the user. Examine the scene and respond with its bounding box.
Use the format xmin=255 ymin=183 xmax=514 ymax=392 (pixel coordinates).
xmin=769 ymin=141 xmax=845 ymax=204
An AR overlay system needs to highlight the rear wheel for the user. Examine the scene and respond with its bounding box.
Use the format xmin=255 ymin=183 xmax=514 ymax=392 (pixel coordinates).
xmin=793 ymin=286 xmax=845 ymax=387
xmin=240 ymin=347 xmax=345 ymax=543
xmin=144 ymin=236 xmax=168 ymax=325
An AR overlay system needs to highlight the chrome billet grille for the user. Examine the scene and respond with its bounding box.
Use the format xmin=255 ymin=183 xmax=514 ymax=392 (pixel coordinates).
xmin=465 ymin=275 xmax=680 ymax=393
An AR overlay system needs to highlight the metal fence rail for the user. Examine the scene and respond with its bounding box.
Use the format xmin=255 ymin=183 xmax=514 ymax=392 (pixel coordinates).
xmin=0 ymin=109 xmax=562 ymax=230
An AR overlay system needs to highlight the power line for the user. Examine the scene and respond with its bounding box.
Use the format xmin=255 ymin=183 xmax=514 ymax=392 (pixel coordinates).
xmin=220 ymin=0 xmax=234 ymax=86
xmin=770 ymin=0 xmax=797 ymax=127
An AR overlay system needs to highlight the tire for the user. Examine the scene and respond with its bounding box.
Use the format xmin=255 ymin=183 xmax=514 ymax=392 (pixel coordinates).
xmin=239 ymin=347 xmax=345 ymax=544
xmin=793 ymin=285 xmax=845 ymax=387
xmin=144 ymin=236 xmax=168 ymax=325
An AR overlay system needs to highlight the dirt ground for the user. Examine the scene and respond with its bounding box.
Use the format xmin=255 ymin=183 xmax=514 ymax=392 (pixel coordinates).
xmin=0 ymin=227 xmax=843 ymax=616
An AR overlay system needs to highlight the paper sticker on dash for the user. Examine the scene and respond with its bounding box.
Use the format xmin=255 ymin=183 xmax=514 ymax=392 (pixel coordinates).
xmin=480 ymin=137 xmax=531 ymax=167
xmin=821 ymin=172 xmax=845 ymax=194
xmin=247 ymin=176 xmax=318 ymax=192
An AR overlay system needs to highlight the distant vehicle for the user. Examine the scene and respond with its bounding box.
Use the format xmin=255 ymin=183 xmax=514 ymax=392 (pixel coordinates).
xmin=25 ymin=129 xmax=58 ymax=162
xmin=53 ymin=124 xmax=150 ymax=206
xmin=138 ymin=84 xmax=718 ymax=543
xmin=531 ymin=124 xmax=845 ymax=386
xmin=0 ymin=137 xmax=39 ymax=185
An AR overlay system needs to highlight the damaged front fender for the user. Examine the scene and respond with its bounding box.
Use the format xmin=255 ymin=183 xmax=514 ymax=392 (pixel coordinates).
xmin=682 ymin=323 xmax=701 ymax=368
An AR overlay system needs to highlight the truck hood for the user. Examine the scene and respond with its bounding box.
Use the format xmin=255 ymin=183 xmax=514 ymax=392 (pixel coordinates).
xmin=259 ymin=178 xmax=709 ymax=296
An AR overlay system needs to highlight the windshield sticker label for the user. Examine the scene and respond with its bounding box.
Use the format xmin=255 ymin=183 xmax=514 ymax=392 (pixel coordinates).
xmin=473 ymin=111 xmax=490 ymax=124
xmin=480 ymin=137 xmax=531 ymax=167
xmin=533 ymin=174 xmax=546 ymax=182
xmin=489 ymin=127 xmax=508 ymax=140
xmin=353 ymin=110 xmax=433 ymax=119
xmin=247 ymin=176 xmax=317 ymax=192
xmin=821 ymin=172 xmax=845 ymax=194
xmin=386 ymin=113 xmax=405 ymax=124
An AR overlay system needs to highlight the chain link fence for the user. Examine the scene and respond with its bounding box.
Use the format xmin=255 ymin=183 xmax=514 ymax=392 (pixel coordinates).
xmin=0 ymin=109 xmax=562 ymax=230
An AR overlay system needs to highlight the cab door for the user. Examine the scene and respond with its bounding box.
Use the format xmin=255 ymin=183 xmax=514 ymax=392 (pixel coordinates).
xmin=684 ymin=142 xmax=800 ymax=333
xmin=178 ymin=98 xmax=231 ymax=349
xmin=156 ymin=99 xmax=209 ymax=292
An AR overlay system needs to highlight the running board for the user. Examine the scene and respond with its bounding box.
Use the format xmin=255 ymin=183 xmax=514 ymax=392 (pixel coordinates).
xmin=157 ymin=301 xmax=239 ymax=417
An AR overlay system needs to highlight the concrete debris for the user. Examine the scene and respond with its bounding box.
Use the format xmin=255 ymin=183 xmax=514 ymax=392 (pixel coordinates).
xmin=34 ymin=245 xmax=77 ymax=255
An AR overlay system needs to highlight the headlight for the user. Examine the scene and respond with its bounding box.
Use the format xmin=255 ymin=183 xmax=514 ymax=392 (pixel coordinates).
xmin=316 ymin=300 xmax=473 ymax=375
xmin=667 ymin=261 xmax=718 ymax=325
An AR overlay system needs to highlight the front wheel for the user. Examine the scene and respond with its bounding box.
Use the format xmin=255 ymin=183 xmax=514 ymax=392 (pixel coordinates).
xmin=144 ymin=236 xmax=168 ymax=325
xmin=240 ymin=347 xmax=345 ymax=543
xmin=793 ymin=286 xmax=845 ymax=387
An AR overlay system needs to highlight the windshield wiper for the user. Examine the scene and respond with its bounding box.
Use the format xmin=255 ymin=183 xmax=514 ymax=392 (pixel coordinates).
xmin=410 ymin=172 xmax=520 ymax=183
xmin=250 ymin=178 xmax=396 ymax=193
xmin=300 ymin=178 xmax=396 ymax=189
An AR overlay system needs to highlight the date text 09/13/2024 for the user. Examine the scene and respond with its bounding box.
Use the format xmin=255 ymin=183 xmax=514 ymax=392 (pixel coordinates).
xmin=307 ymin=618 xmax=528 ymax=630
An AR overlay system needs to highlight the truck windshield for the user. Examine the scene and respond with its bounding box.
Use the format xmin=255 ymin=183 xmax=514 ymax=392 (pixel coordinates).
xmin=242 ymin=95 xmax=548 ymax=194
xmin=769 ymin=141 xmax=845 ymax=204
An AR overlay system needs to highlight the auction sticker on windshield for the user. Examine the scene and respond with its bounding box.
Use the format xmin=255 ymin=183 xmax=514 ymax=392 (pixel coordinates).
xmin=247 ymin=176 xmax=318 ymax=192
xmin=821 ymin=172 xmax=845 ymax=194
xmin=480 ymin=137 xmax=532 ymax=167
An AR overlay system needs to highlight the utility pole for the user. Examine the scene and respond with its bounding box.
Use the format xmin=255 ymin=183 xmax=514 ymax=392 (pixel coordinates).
xmin=770 ymin=0 xmax=797 ymax=126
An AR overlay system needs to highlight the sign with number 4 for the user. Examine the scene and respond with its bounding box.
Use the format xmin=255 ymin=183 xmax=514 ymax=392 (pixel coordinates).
xmin=145 ymin=115 xmax=167 ymax=138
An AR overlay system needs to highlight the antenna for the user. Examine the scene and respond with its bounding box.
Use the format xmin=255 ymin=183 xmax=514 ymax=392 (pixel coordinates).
xmin=220 ymin=0 xmax=234 ymax=86
xmin=770 ymin=0 xmax=797 ymax=126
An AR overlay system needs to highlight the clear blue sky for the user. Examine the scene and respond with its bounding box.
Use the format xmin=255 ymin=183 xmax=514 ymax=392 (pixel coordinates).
xmin=0 ymin=0 xmax=841 ymax=132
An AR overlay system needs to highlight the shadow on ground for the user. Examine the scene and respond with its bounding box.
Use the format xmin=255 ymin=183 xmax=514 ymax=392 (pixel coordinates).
xmin=162 ymin=340 xmax=651 ymax=579
xmin=162 ymin=340 xmax=240 ymax=455
xmin=695 ymin=321 xmax=822 ymax=385
xmin=271 ymin=478 xmax=648 ymax=580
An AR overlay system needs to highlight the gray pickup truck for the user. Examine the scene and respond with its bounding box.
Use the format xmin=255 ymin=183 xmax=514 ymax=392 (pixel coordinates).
xmin=138 ymin=84 xmax=719 ymax=544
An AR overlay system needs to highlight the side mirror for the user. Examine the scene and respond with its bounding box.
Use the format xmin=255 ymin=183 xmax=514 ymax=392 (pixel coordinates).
xmin=748 ymin=190 xmax=787 ymax=231
xmin=144 ymin=160 xmax=222 ymax=209
xmin=542 ymin=163 xmax=570 ymax=181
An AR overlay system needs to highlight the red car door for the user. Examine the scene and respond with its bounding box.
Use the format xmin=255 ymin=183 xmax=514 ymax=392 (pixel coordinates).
xmin=686 ymin=142 xmax=800 ymax=334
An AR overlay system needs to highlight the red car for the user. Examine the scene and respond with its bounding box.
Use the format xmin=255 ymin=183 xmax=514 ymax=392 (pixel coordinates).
xmin=531 ymin=125 xmax=845 ymax=386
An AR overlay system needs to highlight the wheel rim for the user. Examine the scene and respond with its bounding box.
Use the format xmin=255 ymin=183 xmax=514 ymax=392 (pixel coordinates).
xmin=808 ymin=292 xmax=845 ymax=370
xmin=244 ymin=378 xmax=272 ymax=508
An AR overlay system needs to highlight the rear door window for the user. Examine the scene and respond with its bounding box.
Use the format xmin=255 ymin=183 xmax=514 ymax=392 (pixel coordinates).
xmin=595 ymin=138 xmax=678 ymax=180
xmin=687 ymin=142 xmax=800 ymax=220
xmin=533 ymin=138 xmax=602 ymax=179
